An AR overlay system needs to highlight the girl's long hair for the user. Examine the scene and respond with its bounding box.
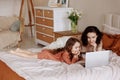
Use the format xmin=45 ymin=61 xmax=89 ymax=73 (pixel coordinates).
xmin=64 ymin=37 xmax=81 ymax=61
xmin=51 ymin=37 xmax=81 ymax=61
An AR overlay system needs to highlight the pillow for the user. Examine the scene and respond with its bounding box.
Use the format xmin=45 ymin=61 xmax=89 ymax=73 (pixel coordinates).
xmin=9 ymin=20 xmax=20 ymax=32
xmin=102 ymin=33 xmax=115 ymax=49
xmin=44 ymin=36 xmax=71 ymax=49
xmin=102 ymin=24 xmax=120 ymax=35
xmin=0 ymin=16 xmax=18 ymax=30
xmin=111 ymin=39 xmax=120 ymax=56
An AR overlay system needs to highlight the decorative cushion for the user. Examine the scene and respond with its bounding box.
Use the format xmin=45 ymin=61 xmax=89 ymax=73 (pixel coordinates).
xmin=0 ymin=16 xmax=18 ymax=30
xmin=9 ymin=20 xmax=20 ymax=32
xmin=111 ymin=39 xmax=120 ymax=56
xmin=111 ymin=39 xmax=120 ymax=51
xmin=102 ymin=33 xmax=115 ymax=49
xmin=102 ymin=24 xmax=120 ymax=35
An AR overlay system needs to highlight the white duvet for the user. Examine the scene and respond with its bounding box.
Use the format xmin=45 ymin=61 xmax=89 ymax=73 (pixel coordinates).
xmin=0 ymin=36 xmax=120 ymax=80
xmin=0 ymin=50 xmax=120 ymax=80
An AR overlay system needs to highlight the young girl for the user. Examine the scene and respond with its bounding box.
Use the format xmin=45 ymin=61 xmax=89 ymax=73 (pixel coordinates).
xmin=10 ymin=37 xmax=83 ymax=64
xmin=81 ymin=26 xmax=103 ymax=52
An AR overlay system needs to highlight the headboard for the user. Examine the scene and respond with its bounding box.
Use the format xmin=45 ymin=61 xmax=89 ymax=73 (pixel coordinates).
xmin=102 ymin=14 xmax=120 ymax=56
xmin=102 ymin=14 xmax=120 ymax=34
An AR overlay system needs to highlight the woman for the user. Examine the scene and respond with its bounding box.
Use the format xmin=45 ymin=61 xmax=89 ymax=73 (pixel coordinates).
xmin=10 ymin=37 xmax=83 ymax=64
xmin=81 ymin=26 xmax=103 ymax=52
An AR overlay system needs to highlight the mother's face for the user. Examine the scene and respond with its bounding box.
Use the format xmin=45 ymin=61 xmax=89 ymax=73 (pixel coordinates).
xmin=87 ymin=32 xmax=97 ymax=45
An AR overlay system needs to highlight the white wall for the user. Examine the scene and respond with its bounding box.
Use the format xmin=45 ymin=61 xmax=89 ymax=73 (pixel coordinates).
xmin=0 ymin=0 xmax=21 ymax=16
xmin=33 ymin=0 xmax=48 ymax=6
xmin=0 ymin=0 xmax=119 ymax=31
xmin=33 ymin=0 xmax=120 ymax=31
xmin=69 ymin=0 xmax=120 ymax=31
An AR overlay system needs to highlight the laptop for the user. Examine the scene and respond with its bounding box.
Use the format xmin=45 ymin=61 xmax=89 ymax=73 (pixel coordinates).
xmin=84 ymin=50 xmax=111 ymax=68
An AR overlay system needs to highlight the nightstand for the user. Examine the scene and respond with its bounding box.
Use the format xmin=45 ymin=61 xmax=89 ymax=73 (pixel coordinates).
xmin=54 ymin=30 xmax=81 ymax=40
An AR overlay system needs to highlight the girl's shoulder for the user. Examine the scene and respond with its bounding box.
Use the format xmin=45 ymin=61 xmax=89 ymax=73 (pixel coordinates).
xmin=41 ymin=49 xmax=53 ymax=53
xmin=62 ymin=50 xmax=69 ymax=55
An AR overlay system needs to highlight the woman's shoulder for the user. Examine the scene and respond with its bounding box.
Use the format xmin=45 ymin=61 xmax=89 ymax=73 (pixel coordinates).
xmin=81 ymin=45 xmax=89 ymax=52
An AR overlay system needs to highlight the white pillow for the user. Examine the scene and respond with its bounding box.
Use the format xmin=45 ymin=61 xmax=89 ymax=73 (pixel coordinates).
xmin=44 ymin=36 xmax=71 ymax=49
xmin=102 ymin=24 xmax=120 ymax=34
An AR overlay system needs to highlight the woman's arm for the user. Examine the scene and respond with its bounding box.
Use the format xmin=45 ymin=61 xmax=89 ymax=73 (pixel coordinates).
xmin=92 ymin=41 xmax=103 ymax=51
xmin=96 ymin=41 xmax=103 ymax=51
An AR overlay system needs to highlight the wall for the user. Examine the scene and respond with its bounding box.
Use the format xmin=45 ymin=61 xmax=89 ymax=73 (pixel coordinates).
xmin=0 ymin=0 xmax=119 ymax=32
xmin=33 ymin=0 xmax=120 ymax=31
xmin=33 ymin=0 xmax=48 ymax=6
xmin=0 ymin=0 xmax=21 ymax=16
xmin=69 ymin=0 xmax=120 ymax=31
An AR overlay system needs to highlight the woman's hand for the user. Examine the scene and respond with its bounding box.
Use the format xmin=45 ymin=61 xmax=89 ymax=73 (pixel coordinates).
xmin=91 ymin=42 xmax=97 ymax=51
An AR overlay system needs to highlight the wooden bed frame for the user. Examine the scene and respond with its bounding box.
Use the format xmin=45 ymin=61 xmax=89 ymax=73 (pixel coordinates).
xmin=0 ymin=60 xmax=25 ymax=80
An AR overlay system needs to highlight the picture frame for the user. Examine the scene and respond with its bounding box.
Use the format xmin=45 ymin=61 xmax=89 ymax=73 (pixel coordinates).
xmin=48 ymin=0 xmax=69 ymax=8
xmin=60 ymin=0 xmax=69 ymax=7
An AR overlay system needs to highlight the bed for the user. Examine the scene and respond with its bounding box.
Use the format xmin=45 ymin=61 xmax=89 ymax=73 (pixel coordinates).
xmin=0 ymin=14 xmax=120 ymax=80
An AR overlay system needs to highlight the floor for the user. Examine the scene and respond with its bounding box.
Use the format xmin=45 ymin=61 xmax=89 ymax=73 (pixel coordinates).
xmin=19 ymin=27 xmax=45 ymax=49
xmin=19 ymin=34 xmax=44 ymax=50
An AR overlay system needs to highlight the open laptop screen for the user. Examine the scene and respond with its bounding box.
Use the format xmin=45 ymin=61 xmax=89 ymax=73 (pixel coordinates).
xmin=85 ymin=50 xmax=111 ymax=68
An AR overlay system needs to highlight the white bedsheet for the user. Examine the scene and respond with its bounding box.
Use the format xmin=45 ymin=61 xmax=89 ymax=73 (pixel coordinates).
xmin=0 ymin=50 xmax=120 ymax=80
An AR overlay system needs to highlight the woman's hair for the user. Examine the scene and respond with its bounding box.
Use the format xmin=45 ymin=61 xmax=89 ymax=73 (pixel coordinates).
xmin=81 ymin=26 xmax=103 ymax=46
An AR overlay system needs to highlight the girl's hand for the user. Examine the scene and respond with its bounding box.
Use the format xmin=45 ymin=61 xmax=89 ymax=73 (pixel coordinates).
xmin=74 ymin=51 xmax=80 ymax=59
xmin=77 ymin=51 xmax=80 ymax=56
xmin=74 ymin=55 xmax=78 ymax=58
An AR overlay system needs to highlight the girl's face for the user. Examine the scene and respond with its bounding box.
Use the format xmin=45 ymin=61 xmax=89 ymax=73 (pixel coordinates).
xmin=87 ymin=32 xmax=97 ymax=45
xmin=71 ymin=42 xmax=81 ymax=55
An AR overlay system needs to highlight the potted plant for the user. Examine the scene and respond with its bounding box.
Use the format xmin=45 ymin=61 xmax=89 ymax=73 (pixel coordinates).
xmin=68 ymin=9 xmax=82 ymax=33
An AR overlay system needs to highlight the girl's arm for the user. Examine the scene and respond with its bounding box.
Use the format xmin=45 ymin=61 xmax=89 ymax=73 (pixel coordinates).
xmin=62 ymin=51 xmax=78 ymax=64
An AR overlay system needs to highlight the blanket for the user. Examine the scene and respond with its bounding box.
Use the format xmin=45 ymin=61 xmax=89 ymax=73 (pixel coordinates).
xmin=0 ymin=50 xmax=120 ymax=80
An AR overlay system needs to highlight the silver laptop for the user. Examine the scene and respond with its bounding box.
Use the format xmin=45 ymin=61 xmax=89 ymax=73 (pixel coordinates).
xmin=85 ymin=50 xmax=111 ymax=68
